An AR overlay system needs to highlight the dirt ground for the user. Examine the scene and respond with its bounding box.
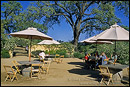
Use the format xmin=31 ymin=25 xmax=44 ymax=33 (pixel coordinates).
xmin=1 ymin=56 xmax=129 ymax=86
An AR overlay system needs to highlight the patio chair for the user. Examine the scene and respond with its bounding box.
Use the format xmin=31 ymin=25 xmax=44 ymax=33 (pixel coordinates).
xmin=57 ymin=55 xmax=64 ymax=64
xmin=113 ymin=59 xmax=117 ymax=65
xmin=53 ymin=54 xmax=60 ymax=62
xmin=99 ymin=65 xmax=113 ymax=85
xmin=40 ymin=61 xmax=51 ymax=74
xmin=122 ymin=67 xmax=129 ymax=83
xmin=39 ymin=56 xmax=44 ymax=62
xmin=12 ymin=60 xmax=22 ymax=74
xmin=30 ymin=64 xmax=41 ymax=78
xmin=3 ymin=65 xmax=18 ymax=82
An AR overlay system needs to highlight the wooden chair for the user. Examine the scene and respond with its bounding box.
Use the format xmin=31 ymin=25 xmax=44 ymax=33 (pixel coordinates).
xmin=53 ymin=54 xmax=60 ymax=62
xmin=122 ymin=67 xmax=129 ymax=83
xmin=57 ymin=55 xmax=64 ymax=64
xmin=113 ymin=59 xmax=117 ymax=65
xmin=30 ymin=64 xmax=41 ymax=78
xmin=99 ymin=65 xmax=113 ymax=85
xmin=12 ymin=60 xmax=22 ymax=74
xmin=39 ymin=56 xmax=44 ymax=62
xmin=127 ymin=67 xmax=129 ymax=76
xmin=3 ymin=65 xmax=18 ymax=82
xmin=40 ymin=61 xmax=51 ymax=74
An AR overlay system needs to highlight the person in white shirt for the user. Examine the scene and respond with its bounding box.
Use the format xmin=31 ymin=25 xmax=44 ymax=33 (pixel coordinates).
xmin=39 ymin=51 xmax=45 ymax=60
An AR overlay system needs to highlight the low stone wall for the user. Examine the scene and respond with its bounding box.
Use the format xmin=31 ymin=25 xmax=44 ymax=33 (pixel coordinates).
xmin=31 ymin=45 xmax=62 ymax=52
xmin=31 ymin=44 xmax=74 ymax=55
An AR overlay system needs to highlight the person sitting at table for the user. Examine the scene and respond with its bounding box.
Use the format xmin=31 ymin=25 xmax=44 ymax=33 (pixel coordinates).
xmin=95 ymin=51 xmax=99 ymax=60
xmin=109 ymin=52 xmax=117 ymax=64
xmin=100 ymin=52 xmax=107 ymax=65
xmin=84 ymin=53 xmax=89 ymax=68
xmin=89 ymin=53 xmax=96 ymax=69
xmin=39 ymin=50 xmax=45 ymax=60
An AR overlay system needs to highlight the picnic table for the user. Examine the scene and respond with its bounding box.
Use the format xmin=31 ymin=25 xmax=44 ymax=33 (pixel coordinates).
xmin=100 ymin=64 xmax=129 ymax=82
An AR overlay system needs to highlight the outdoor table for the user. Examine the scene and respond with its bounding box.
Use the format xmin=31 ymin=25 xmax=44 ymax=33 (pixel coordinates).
xmin=17 ymin=61 xmax=42 ymax=77
xmin=100 ymin=64 xmax=129 ymax=82
xmin=45 ymin=55 xmax=56 ymax=61
xmin=17 ymin=61 xmax=41 ymax=65
xmin=45 ymin=55 xmax=56 ymax=58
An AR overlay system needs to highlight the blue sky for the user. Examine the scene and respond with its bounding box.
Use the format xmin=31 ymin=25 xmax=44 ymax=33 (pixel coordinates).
xmin=1 ymin=1 xmax=129 ymax=42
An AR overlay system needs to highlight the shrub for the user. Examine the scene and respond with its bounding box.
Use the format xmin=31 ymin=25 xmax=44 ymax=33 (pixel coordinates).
xmin=1 ymin=49 xmax=10 ymax=58
xmin=49 ymin=50 xmax=56 ymax=55
xmin=56 ymin=49 xmax=67 ymax=55
xmin=31 ymin=50 xmax=41 ymax=58
xmin=73 ymin=52 xmax=84 ymax=59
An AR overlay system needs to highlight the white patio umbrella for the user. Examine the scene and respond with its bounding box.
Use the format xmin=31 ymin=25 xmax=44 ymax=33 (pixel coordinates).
xmin=37 ymin=39 xmax=60 ymax=55
xmin=91 ymin=23 xmax=129 ymax=54
xmin=10 ymin=27 xmax=53 ymax=61
xmin=80 ymin=35 xmax=113 ymax=51
xmin=37 ymin=39 xmax=60 ymax=45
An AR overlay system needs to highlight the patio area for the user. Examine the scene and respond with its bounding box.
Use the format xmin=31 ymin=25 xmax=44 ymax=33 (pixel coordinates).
xmin=1 ymin=56 xmax=129 ymax=86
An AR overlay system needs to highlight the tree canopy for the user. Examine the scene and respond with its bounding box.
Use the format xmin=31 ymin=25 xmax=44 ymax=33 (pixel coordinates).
xmin=1 ymin=1 xmax=129 ymax=51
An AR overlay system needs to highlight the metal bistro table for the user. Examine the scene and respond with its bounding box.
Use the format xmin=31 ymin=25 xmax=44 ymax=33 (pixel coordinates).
xmin=17 ymin=61 xmax=41 ymax=77
xmin=100 ymin=64 xmax=129 ymax=82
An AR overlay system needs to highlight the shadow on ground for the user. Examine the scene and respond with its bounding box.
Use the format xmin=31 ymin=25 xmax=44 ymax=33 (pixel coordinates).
xmin=68 ymin=62 xmax=102 ymax=82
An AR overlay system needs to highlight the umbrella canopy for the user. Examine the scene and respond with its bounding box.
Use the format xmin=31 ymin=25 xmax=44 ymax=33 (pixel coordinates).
xmin=38 ymin=39 xmax=60 ymax=45
xmin=80 ymin=35 xmax=113 ymax=51
xmin=91 ymin=23 xmax=129 ymax=41
xmin=91 ymin=23 xmax=129 ymax=55
xmin=10 ymin=27 xmax=53 ymax=61
xmin=80 ymin=36 xmax=113 ymax=44
xmin=10 ymin=27 xmax=52 ymax=40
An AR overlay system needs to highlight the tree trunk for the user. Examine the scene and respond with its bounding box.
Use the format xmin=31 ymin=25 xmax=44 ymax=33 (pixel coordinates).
xmin=73 ymin=29 xmax=80 ymax=52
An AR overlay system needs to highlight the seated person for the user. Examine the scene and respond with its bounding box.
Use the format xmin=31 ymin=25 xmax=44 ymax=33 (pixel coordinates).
xmin=89 ymin=53 xmax=96 ymax=69
xmin=84 ymin=53 xmax=89 ymax=63
xmin=104 ymin=54 xmax=110 ymax=64
xmin=39 ymin=51 xmax=45 ymax=61
xmin=95 ymin=51 xmax=99 ymax=60
xmin=84 ymin=53 xmax=89 ymax=68
xmin=100 ymin=52 xmax=107 ymax=65
xmin=109 ymin=52 xmax=117 ymax=64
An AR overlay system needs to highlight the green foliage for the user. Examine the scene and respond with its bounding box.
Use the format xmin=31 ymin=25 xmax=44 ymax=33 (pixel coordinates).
xmin=49 ymin=50 xmax=56 ymax=55
xmin=1 ymin=49 xmax=10 ymax=58
xmin=44 ymin=50 xmax=49 ymax=54
xmin=116 ymin=42 xmax=129 ymax=65
xmin=61 ymin=42 xmax=74 ymax=55
xmin=1 ymin=1 xmax=23 ymax=34
xmin=31 ymin=50 xmax=41 ymax=58
xmin=73 ymin=52 xmax=84 ymax=59
xmin=14 ymin=37 xmax=30 ymax=47
xmin=114 ymin=1 xmax=129 ymax=17
xmin=56 ymin=49 xmax=66 ymax=55
xmin=4 ymin=37 xmax=16 ymax=51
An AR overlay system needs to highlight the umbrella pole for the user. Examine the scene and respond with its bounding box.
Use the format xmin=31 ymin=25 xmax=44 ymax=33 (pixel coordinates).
xmin=114 ymin=41 xmax=116 ymax=65
xmin=115 ymin=41 xmax=116 ymax=54
xmin=29 ymin=36 xmax=32 ymax=62
xmin=96 ymin=42 xmax=97 ymax=51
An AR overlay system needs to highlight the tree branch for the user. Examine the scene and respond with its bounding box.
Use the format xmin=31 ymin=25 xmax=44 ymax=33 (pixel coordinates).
xmin=81 ymin=17 xmax=97 ymax=23
xmin=79 ymin=24 xmax=99 ymax=34
xmin=54 ymin=1 xmax=74 ymax=27
xmin=84 ymin=1 xmax=95 ymax=12
xmin=55 ymin=1 xmax=71 ymax=16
